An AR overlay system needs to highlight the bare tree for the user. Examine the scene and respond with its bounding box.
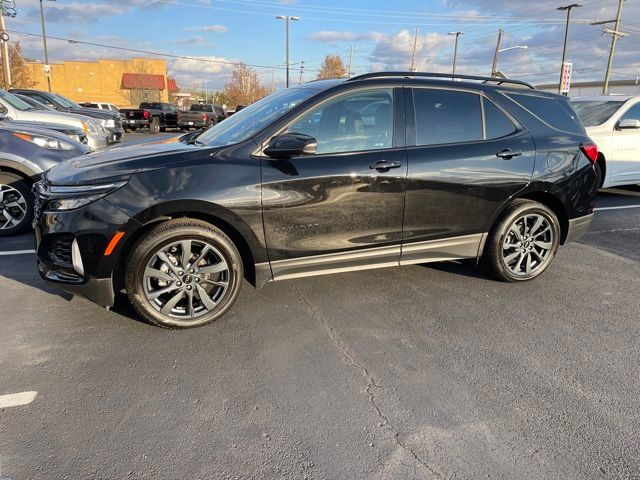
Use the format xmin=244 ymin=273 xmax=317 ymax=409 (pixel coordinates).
xmin=127 ymin=60 xmax=160 ymax=106
xmin=223 ymin=63 xmax=269 ymax=107
xmin=0 ymin=42 xmax=36 ymax=89
xmin=316 ymin=55 xmax=348 ymax=80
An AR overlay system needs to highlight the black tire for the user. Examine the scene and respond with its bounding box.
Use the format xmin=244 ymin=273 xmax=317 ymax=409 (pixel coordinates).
xmin=481 ymin=199 xmax=560 ymax=282
xmin=0 ymin=172 xmax=34 ymax=237
xmin=180 ymin=127 xmax=189 ymax=132
xmin=124 ymin=127 xmax=132 ymax=133
xmin=204 ymin=119 xmax=213 ymax=130
xmin=149 ymin=117 xmax=160 ymax=134
xmin=130 ymin=126 xmax=138 ymax=133
xmin=125 ymin=219 xmax=243 ymax=329
xmin=160 ymin=126 xmax=167 ymax=133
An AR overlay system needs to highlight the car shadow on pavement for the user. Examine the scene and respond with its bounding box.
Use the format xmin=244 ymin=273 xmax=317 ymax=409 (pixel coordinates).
xmin=0 ymin=256 xmax=74 ymax=302
xmin=418 ymin=259 xmax=491 ymax=280
xmin=109 ymin=292 xmax=151 ymax=326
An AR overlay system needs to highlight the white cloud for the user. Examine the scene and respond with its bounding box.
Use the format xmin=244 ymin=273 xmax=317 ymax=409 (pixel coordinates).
xmin=308 ymin=31 xmax=384 ymax=43
xmin=183 ymin=25 xmax=229 ymax=33
xmin=173 ymin=36 xmax=207 ymax=46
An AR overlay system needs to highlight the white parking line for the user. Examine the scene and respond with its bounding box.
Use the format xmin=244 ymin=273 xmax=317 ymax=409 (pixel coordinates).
xmin=0 ymin=250 xmax=35 ymax=256
xmin=0 ymin=391 xmax=37 ymax=408
xmin=596 ymin=205 xmax=640 ymax=211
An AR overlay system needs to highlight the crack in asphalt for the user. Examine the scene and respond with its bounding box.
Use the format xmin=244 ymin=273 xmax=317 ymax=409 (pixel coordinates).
xmin=293 ymin=286 xmax=443 ymax=479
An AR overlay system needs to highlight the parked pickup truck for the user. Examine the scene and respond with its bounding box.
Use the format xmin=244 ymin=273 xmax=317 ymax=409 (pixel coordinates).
xmin=119 ymin=102 xmax=179 ymax=133
xmin=177 ymin=104 xmax=226 ymax=131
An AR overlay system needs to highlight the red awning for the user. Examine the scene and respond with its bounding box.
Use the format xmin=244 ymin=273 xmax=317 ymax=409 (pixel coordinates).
xmin=121 ymin=73 xmax=166 ymax=90
xmin=167 ymin=78 xmax=179 ymax=92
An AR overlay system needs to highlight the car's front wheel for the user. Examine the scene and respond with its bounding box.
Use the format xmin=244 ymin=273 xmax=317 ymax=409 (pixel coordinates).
xmin=0 ymin=173 xmax=34 ymax=236
xmin=482 ymin=200 xmax=560 ymax=282
xmin=125 ymin=219 xmax=243 ymax=328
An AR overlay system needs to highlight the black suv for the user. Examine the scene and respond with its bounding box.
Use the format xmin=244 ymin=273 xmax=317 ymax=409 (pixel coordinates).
xmin=34 ymin=72 xmax=598 ymax=328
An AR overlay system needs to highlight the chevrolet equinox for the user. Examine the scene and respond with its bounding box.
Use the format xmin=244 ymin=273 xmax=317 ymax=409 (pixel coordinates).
xmin=34 ymin=72 xmax=598 ymax=328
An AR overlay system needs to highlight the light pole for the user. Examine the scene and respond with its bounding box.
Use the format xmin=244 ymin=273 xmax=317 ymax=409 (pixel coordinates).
xmin=276 ymin=15 xmax=299 ymax=88
xmin=448 ymin=31 xmax=463 ymax=76
xmin=202 ymin=80 xmax=208 ymax=104
xmin=39 ymin=0 xmax=55 ymax=92
xmin=557 ymin=3 xmax=582 ymax=94
xmin=492 ymin=44 xmax=528 ymax=76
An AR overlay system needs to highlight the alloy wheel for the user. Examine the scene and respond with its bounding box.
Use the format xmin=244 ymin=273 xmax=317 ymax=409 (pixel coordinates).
xmin=501 ymin=213 xmax=554 ymax=276
xmin=143 ymin=239 xmax=231 ymax=321
xmin=0 ymin=184 xmax=27 ymax=230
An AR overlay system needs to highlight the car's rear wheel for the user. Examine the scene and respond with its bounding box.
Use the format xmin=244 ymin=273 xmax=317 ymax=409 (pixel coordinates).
xmin=149 ymin=118 xmax=160 ymax=134
xmin=482 ymin=200 xmax=560 ymax=282
xmin=125 ymin=219 xmax=243 ymax=328
xmin=0 ymin=173 xmax=34 ymax=237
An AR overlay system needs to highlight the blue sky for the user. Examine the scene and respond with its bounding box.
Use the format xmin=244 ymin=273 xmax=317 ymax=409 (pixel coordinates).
xmin=5 ymin=0 xmax=640 ymax=90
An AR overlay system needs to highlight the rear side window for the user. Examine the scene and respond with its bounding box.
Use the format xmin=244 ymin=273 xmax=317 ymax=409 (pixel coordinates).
xmin=190 ymin=104 xmax=202 ymax=111
xmin=413 ymin=89 xmax=483 ymax=145
xmin=507 ymin=93 xmax=583 ymax=134
xmin=484 ymin=99 xmax=517 ymax=139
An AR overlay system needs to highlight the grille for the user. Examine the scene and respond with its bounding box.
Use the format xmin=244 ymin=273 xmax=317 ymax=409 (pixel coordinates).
xmin=49 ymin=235 xmax=74 ymax=266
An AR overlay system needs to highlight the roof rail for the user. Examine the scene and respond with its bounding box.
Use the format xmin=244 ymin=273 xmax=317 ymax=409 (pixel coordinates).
xmin=346 ymin=71 xmax=535 ymax=89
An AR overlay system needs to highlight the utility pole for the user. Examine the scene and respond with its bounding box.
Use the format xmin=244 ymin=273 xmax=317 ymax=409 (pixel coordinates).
xmin=347 ymin=44 xmax=353 ymax=77
xmin=409 ymin=28 xmax=419 ymax=72
xmin=39 ymin=0 xmax=53 ymax=92
xmin=557 ymin=4 xmax=582 ymax=94
xmin=298 ymin=60 xmax=304 ymax=84
xmin=0 ymin=14 xmax=11 ymax=89
xmin=271 ymin=68 xmax=275 ymax=92
xmin=448 ymin=31 xmax=463 ymax=76
xmin=603 ymin=0 xmax=627 ymax=94
xmin=491 ymin=28 xmax=503 ymax=76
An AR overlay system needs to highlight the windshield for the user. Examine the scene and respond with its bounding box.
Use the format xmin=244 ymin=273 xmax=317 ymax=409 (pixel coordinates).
xmin=0 ymin=90 xmax=35 ymax=111
xmin=198 ymin=87 xmax=319 ymax=147
xmin=51 ymin=93 xmax=80 ymax=109
xmin=571 ymin=100 xmax=625 ymax=127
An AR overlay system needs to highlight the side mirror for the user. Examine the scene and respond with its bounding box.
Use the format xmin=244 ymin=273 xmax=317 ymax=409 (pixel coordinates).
xmin=264 ymin=133 xmax=317 ymax=159
xmin=617 ymin=119 xmax=640 ymax=130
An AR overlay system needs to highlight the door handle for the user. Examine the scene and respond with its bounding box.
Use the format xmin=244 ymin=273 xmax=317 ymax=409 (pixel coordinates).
xmin=496 ymin=149 xmax=522 ymax=159
xmin=369 ymin=160 xmax=402 ymax=172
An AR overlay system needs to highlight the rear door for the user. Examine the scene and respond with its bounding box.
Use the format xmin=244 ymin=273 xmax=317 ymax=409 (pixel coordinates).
xmin=261 ymin=87 xmax=407 ymax=279
xmin=401 ymin=87 xmax=535 ymax=264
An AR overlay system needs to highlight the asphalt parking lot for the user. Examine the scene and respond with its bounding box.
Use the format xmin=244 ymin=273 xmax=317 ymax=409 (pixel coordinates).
xmin=1 ymin=132 xmax=639 ymax=479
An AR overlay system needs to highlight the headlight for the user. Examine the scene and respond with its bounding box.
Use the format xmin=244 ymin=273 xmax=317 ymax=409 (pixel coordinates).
xmin=45 ymin=181 xmax=127 ymax=211
xmin=82 ymin=121 xmax=105 ymax=136
xmin=102 ymin=119 xmax=116 ymax=128
xmin=12 ymin=132 xmax=75 ymax=151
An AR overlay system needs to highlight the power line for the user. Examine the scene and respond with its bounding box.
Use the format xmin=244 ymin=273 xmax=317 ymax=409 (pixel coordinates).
xmin=7 ymin=29 xmax=321 ymax=72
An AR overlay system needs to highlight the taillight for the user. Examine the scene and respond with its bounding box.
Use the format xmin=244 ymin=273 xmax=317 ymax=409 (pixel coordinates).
xmin=202 ymin=113 xmax=207 ymax=121
xmin=143 ymin=110 xmax=150 ymax=120
xmin=580 ymin=143 xmax=598 ymax=164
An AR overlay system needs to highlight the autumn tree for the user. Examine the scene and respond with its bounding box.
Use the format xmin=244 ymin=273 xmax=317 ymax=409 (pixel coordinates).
xmin=0 ymin=42 xmax=36 ymax=89
xmin=223 ymin=63 xmax=269 ymax=107
xmin=316 ymin=55 xmax=348 ymax=80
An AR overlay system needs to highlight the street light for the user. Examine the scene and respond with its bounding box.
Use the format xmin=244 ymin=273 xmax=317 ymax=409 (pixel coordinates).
xmin=448 ymin=31 xmax=464 ymax=76
xmin=39 ymin=0 xmax=55 ymax=92
xmin=557 ymin=3 xmax=582 ymax=94
xmin=202 ymin=79 xmax=208 ymax=104
xmin=498 ymin=45 xmax=528 ymax=53
xmin=275 ymin=15 xmax=299 ymax=88
xmin=492 ymin=44 xmax=528 ymax=76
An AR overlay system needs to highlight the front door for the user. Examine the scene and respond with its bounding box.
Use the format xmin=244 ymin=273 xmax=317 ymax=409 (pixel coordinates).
xmin=261 ymin=87 xmax=407 ymax=280
xmin=611 ymin=102 xmax=640 ymax=184
xmin=402 ymin=87 xmax=536 ymax=264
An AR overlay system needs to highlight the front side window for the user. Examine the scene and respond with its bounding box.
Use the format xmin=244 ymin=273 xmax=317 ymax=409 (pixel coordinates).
xmin=286 ymin=88 xmax=394 ymax=154
xmin=620 ymin=103 xmax=640 ymax=122
xmin=414 ymin=89 xmax=483 ymax=146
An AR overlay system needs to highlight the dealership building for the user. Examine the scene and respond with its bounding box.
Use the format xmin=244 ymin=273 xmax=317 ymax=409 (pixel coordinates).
xmin=26 ymin=57 xmax=179 ymax=108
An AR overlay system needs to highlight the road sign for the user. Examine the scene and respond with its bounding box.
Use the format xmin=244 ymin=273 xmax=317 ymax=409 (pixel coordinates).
xmin=43 ymin=64 xmax=51 ymax=76
xmin=560 ymin=62 xmax=573 ymax=95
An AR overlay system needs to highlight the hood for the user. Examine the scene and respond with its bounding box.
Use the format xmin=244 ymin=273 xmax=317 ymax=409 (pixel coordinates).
xmin=64 ymin=107 xmax=119 ymax=120
xmin=0 ymin=119 xmax=83 ymax=136
xmin=45 ymin=135 xmax=219 ymax=186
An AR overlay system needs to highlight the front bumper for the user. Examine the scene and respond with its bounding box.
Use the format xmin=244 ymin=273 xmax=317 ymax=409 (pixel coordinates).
xmin=34 ymin=195 xmax=139 ymax=308
xmin=565 ymin=213 xmax=594 ymax=244
xmin=87 ymin=133 xmax=109 ymax=151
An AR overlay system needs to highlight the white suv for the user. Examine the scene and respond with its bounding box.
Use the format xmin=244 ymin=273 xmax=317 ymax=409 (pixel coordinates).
xmin=572 ymin=95 xmax=640 ymax=188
